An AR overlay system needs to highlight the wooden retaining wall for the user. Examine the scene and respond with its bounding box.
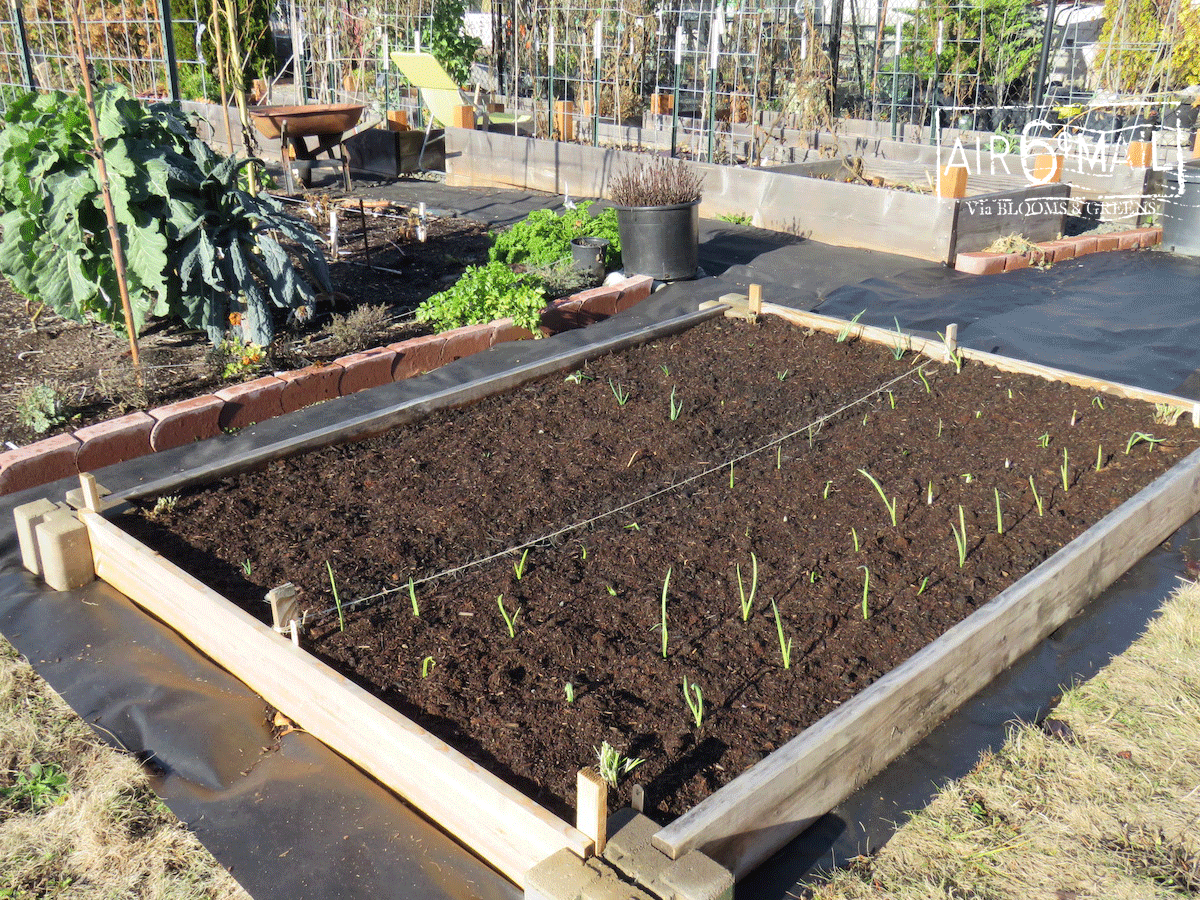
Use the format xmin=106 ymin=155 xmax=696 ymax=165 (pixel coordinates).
xmin=443 ymin=129 xmax=1067 ymax=264
xmin=22 ymin=304 xmax=1200 ymax=889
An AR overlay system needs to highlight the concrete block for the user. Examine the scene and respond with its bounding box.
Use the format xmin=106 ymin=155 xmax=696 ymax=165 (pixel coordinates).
xmin=73 ymin=412 xmax=154 ymax=474
xmin=954 ymin=251 xmax=1006 ymax=275
xmin=524 ymin=849 xmax=606 ymax=900
xmin=0 ymin=433 xmax=82 ymax=497
xmin=1003 ymin=252 xmax=1031 ymax=272
xmin=214 ymin=376 xmax=286 ymax=430
xmin=602 ymin=810 xmax=670 ymax=886
xmin=615 ymin=276 xmax=654 ymax=313
xmin=334 ymin=347 xmax=397 ymax=395
xmin=278 ymin=364 xmax=344 ymax=413
xmin=440 ymin=323 xmax=495 ymax=365
xmin=36 ymin=509 xmax=94 ymax=591
xmin=149 ymin=395 xmax=225 ymax=451
xmin=390 ymin=335 xmax=447 ymax=380
xmin=580 ymin=879 xmax=658 ymax=900
xmin=14 ymin=498 xmax=59 ymax=575
xmin=649 ymin=851 xmax=734 ymax=900
xmin=490 ymin=317 xmax=537 ymax=346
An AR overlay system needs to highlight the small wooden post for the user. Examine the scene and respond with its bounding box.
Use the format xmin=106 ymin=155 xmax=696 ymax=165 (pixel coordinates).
xmin=1033 ymin=153 xmax=1063 ymax=183
xmin=267 ymin=583 xmax=299 ymax=635
xmin=451 ymin=105 xmax=476 ymax=129
xmin=1193 ymin=131 xmax=1200 ymax=159
xmin=387 ymin=110 xmax=409 ymax=131
xmin=748 ymin=283 xmax=763 ymax=319
xmin=1127 ymin=141 xmax=1153 ymax=168
xmin=79 ymin=473 xmax=103 ymax=512
xmin=631 ymin=783 xmax=645 ymax=813
xmin=576 ymin=767 xmax=607 ymax=855
xmin=554 ymin=100 xmax=575 ymax=142
xmin=944 ymin=323 xmax=959 ymax=360
xmin=936 ymin=165 xmax=968 ymax=199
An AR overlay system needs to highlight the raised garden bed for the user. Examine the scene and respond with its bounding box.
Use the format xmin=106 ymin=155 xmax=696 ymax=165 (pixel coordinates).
xmin=24 ymin=303 xmax=1200 ymax=888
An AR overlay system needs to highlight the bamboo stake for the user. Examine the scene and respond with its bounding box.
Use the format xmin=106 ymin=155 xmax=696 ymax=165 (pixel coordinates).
xmin=209 ymin=0 xmax=234 ymax=154
xmin=221 ymin=0 xmax=259 ymax=196
xmin=65 ymin=0 xmax=140 ymax=372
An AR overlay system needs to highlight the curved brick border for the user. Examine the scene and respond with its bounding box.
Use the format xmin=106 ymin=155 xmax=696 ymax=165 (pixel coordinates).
xmin=954 ymin=226 xmax=1162 ymax=275
xmin=1 ymin=275 xmax=654 ymax=496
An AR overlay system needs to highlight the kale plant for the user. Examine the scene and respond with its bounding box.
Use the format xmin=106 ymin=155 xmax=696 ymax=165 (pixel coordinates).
xmin=0 ymin=86 xmax=329 ymax=347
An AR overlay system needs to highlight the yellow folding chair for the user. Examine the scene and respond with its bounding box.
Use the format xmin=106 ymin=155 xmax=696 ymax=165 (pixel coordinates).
xmin=391 ymin=51 xmax=531 ymax=168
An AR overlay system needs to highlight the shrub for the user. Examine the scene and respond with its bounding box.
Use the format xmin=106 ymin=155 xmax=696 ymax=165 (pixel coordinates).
xmin=489 ymin=202 xmax=622 ymax=271
xmin=609 ymin=157 xmax=704 ymax=207
xmin=415 ymin=261 xmax=546 ymax=334
xmin=0 ymin=86 xmax=330 ymax=347
xmin=15 ymin=383 xmax=73 ymax=435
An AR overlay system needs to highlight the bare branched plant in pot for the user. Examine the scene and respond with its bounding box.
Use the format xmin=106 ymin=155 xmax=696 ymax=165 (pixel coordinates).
xmin=609 ymin=156 xmax=705 ymax=281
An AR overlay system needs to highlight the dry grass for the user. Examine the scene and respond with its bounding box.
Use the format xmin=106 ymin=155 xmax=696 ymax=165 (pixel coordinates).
xmin=0 ymin=637 xmax=250 ymax=900
xmin=814 ymin=578 xmax=1200 ymax=900
xmin=984 ymin=232 xmax=1050 ymax=265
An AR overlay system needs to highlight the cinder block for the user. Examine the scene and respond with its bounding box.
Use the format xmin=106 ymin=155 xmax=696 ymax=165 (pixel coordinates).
xmin=1096 ymin=234 xmax=1121 ymax=252
xmin=524 ymin=849 xmax=606 ymax=900
xmin=603 ymin=810 xmax=670 ymax=886
xmin=490 ymin=317 xmax=536 ymax=346
xmin=14 ymin=498 xmax=59 ymax=574
xmin=214 ymin=376 xmax=286 ymax=430
xmin=149 ymin=395 xmax=225 ymax=451
xmin=0 ymin=433 xmax=82 ymax=497
xmin=954 ymin=251 xmax=1006 ymax=275
xmin=649 ymin=850 xmax=734 ymax=900
xmin=334 ymin=347 xmax=396 ymax=395
xmin=276 ymin=364 xmax=343 ymax=414
xmin=1003 ymin=252 xmax=1031 ymax=272
xmin=390 ymin=335 xmax=447 ymax=380
xmin=36 ymin=509 xmax=94 ymax=592
xmin=439 ymin=323 xmax=494 ymax=365
xmin=614 ymin=276 xmax=654 ymax=313
xmin=580 ymin=870 xmax=658 ymax=900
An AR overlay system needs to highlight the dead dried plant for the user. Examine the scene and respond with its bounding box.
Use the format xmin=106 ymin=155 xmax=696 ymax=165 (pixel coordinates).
xmin=321 ymin=304 xmax=393 ymax=354
xmin=609 ymin=157 xmax=704 ymax=208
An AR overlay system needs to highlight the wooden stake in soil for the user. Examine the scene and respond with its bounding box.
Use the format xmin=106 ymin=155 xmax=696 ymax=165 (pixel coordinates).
xmin=64 ymin=0 xmax=140 ymax=372
xmin=266 ymin=583 xmax=300 ymax=635
xmin=944 ymin=323 xmax=959 ymax=360
xmin=748 ymin=283 xmax=763 ymax=319
xmin=359 ymin=199 xmax=372 ymax=269
xmin=78 ymin=473 xmax=103 ymax=512
xmin=577 ymin=767 xmax=607 ymax=855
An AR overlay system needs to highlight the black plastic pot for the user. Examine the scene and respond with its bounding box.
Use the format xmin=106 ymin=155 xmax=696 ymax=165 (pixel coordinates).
xmin=569 ymin=236 xmax=609 ymax=281
xmin=614 ymin=199 xmax=700 ymax=281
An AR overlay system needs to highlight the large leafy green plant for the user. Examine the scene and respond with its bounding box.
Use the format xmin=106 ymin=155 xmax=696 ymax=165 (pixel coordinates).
xmin=0 ymin=86 xmax=329 ymax=346
xmin=415 ymin=261 xmax=546 ymax=334
xmin=431 ymin=0 xmax=483 ymax=85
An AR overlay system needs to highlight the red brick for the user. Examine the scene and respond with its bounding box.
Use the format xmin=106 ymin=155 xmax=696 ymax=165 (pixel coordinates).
xmin=214 ymin=376 xmax=285 ymax=430
xmin=1117 ymin=227 xmax=1161 ymax=250
xmin=1043 ymin=240 xmax=1076 ymax=263
xmin=1095 ymin=234 xmax=1121 ymax=252
xmin=390 ymin=335 xmax=447 ymax=380
xmin=334 ymin=347 xmax=396 ymax=395
xmin=277 ymin=364 xmax=344 ymax=413
xmin=149 ymin=395 xmax=225 ymax=452
xmin=1003 ymin=253 xmax=1031 ymax=272
xmin=954 ymin=251 xmax=1006 ymax=275
xmin=540 ymin=298 xmax=598 ymax=334
xmin=0 ymin=433 xmax=82 ymax=496
xmin=1072 ymin=237 xmax=1098 ymax=257
xmin=574 ymin=284 xmax=621 ymax=317
xmin=490 ymin=317 xmax=536 ymax=346
xmin=439 ymin=323 xmax=495 ymax=365
xmin=75 ymin=412 xmax=154 ymax=473
xmin=614 ymin=275 xmax=654 ymax=312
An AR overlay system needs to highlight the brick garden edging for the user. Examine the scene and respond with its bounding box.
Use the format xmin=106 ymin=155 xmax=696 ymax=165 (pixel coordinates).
xmin=954 ymin=226 xmax=1162 ymax=275
xmin=0 ymin=276 xmax=654 ymax=496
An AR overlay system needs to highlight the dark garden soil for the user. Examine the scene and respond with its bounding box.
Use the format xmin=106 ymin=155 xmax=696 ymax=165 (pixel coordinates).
xmin=0 ymin=206 xmax=490 ymax=446
xmin=121 ymin=317 xmax=1200 ymax=825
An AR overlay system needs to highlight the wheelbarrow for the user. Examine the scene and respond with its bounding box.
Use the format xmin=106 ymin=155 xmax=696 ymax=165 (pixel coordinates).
xmin=249 ymin=103 xmax=365 ymax=193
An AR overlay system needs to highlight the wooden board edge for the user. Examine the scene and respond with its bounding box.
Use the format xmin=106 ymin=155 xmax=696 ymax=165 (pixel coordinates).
xmin=653 ymin=443 xmax=1200 ymax=877
xmin=763 ymin=303 xmax=1199 ymax=417
xmin=78 ymin=509 xmax=591 ymax=887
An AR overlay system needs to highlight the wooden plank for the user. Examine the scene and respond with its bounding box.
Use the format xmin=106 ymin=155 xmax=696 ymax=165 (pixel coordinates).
xmin=762 ymin=303 xmax=1200 ymax=415
xmin=654 ymin=443 xmax=1200 ymax=876
xmin=79 ymin=510 xmax=591 ymax=887
xmin=576 ymin=768 xmax=608 ymax=855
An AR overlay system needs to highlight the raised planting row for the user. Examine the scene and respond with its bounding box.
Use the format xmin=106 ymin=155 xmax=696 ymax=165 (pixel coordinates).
xmin=0 ymin=276 xmax=652 ymax=497
xmin=955 ymin=226 xmax=1162 ymax=275
xmin=120 ymin=317 xmax=1199 ymax=845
